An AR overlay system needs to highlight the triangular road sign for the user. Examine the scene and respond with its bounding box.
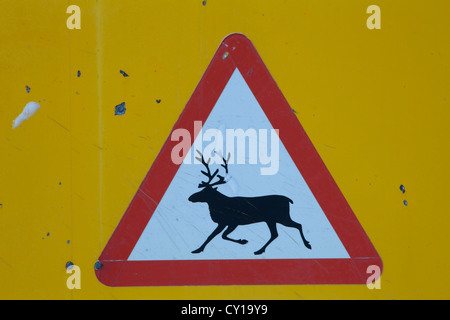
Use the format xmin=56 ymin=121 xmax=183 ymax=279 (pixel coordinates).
xmin=96 ymin=33 xmax=382 ymax=286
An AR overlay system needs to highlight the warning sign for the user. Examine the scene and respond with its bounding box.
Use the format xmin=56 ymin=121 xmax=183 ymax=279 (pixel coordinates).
xmin=95 ymin=33 xmax=382 ymax=286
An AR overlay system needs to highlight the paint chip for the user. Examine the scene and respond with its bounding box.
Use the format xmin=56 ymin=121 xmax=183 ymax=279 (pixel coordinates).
xmin=202 ymin=0 xmax=207 ymax=5
xmin=25 ymin=85 xmax=31 ymax=93
xmin=222 ymin=52 xmax=229 ymax=59
xmin=12 ymin=101 xmax=41 ymax=129
xmin=400 ymin=184 xmax=405 ymax=193
xmin=115 ymin=102 xmax=126 ymax=115
xmin=120 ymin=70 xmax=129 ymax=77
xmin=156 ymin=99 xmax=161 ymax=104
xmin=403 ymin=200 xmax=408 ymax=206
xmin=94 ymin=261 xmax=103 ymax=270
xmin=66 ymin=261 xmax=74 ymax=271
xmin=77 ymin=70 xmax=81 ymax=77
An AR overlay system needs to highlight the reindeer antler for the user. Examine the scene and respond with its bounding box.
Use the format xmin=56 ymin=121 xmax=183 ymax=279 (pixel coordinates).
xmin=215 ymin=151 xmax=230 ymax=174
xmin=208 ymin=151 xmax=231 ymax=187
xmin=195 ymin=150 xmax=219 ymax=188
xmin=195 ymin=150 xmax=231 ymax=188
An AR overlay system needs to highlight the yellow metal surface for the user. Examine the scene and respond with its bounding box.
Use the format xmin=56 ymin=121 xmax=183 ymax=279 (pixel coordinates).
xmin=1 ymin=0 xmax=449 ymax=299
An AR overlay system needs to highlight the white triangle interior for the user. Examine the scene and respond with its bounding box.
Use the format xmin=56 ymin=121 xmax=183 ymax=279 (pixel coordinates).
xmin=128 ymin=69 xmax=350 ymax=261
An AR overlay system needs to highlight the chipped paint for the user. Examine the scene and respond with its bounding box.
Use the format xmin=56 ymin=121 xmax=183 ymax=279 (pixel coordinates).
xmin=94 ymin=261 xmax=103 ymax=270
xmin=65 ymin=261 xmax=74 ymax=271
xmin=114 ymin=102 xmax=126 ymax=115
xmin=12 ymin=101 xmax=41 ymax=129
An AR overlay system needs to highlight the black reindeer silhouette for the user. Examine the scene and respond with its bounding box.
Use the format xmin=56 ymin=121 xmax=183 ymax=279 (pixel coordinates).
xmin=188 ymin=150 xmax=312 ymax=255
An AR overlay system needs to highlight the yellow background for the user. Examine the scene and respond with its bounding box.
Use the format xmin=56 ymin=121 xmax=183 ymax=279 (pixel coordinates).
xmin=1 ymin=0 xmax=449 ymax=299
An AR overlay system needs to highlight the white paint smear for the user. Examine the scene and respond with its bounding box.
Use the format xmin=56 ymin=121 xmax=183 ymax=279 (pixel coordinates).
xmin=12 ymin=101 xmax=40 ymax=129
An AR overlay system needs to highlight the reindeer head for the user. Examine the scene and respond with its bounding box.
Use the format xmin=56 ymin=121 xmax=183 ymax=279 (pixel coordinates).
xmin=188 ymin=150 xmax=230 ymax=203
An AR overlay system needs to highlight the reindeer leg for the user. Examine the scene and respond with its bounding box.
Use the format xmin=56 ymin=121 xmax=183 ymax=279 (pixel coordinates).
xmin=192 ymin=224 xmax=226 ymax=254
xmin=280 ymin=219 xmax=312 ymax=250
xmin=222 ymin=225 xmax=248 ymax=245
xmin=254 ymin=222 xmax=278 ymax=255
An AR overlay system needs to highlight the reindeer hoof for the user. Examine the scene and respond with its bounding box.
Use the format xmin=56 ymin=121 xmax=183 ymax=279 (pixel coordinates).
xmin=191 ymin=248 xmax=203 ymax=254
xmin=304 ymin=242 xmax=312 ymax=250
xmin=254 ymin=249 xmax=264 ymax=255
xmin=237 ymin=239 xmax=248 ymax=245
